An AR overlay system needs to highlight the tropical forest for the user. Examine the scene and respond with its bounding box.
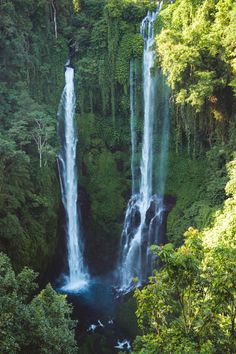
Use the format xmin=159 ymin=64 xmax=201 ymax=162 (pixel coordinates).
xmin=0 ymin=0 xmax=235 ymax=353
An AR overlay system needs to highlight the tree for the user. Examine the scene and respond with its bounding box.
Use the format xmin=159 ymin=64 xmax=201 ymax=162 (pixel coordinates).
xmin=0 ymin=252 xmax=78 ymax=354
xmin=134 ymin=230 xmax=215 ymax=354
xmin=31 ymin=112 xmax=55 ymax=168
xmin=6 ymin=89 xmax=56 ymax=169
xmin=155 ymin=0 xmax=236 ymax=110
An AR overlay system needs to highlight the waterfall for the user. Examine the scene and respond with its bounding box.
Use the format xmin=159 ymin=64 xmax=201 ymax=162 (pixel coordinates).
xmin=130 ymin=59 xmax=138 ymax=194
xmin=57 ymin=63 xmax=89 ymax=292
xmin=117 ymin=3 xmax=170 ymax=291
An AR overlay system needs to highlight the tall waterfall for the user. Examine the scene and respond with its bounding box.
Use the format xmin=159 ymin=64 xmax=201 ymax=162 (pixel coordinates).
xmin=117 ymin=4 xmax=169 ymax=291
xmin=130 ymin=59 xmax=138 ymax=194
xmin=57 ymin=63 xmax=88 ymax=291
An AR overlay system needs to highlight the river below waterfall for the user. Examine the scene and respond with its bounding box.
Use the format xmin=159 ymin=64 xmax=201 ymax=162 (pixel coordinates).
xmin=53 ymin=193 xmax=175 ymax=353
xmin=58 ymin=279 xmax=137 ymax=353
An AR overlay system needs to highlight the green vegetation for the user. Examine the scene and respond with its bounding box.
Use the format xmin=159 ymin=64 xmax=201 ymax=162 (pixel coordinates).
xmin=131 ymin=0 xmax=236 ymax=352
xmin=1 ymin=0 xmax=236 ymax=352
xmin=71 ymin=0 xmax=150 ymax=270
xmin=72 ymin=0 xmax=148 ymax=121
xmin=166 ymin=146 xmax=228 ymax=245
xmin=0 ymin=0 xmax=73 ymax=272
xmin=156 ymin=0 xmax=236 ymax=109
xmin=0 ymin=252 xmax=77 ymax=353
xmin=153 ymin=0 xmax=236 ymax=167
xmin=133 ymin=156 xmax=236 ymax=353
xmin=154 ymin=0 xmax=236 ymax=248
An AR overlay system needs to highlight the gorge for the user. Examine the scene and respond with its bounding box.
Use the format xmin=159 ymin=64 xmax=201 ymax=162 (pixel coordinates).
xmin=0 ymin=0 xmax=235 ymax=353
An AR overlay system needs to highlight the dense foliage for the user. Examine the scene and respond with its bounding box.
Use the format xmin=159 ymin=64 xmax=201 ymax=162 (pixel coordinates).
xmin=156 ymin=0 xmax=236 ymax=109
xmin=0 ymin=253 xmax=77 ymax=353
xmin=131 ymin=1 xmax=236 ymax=353
xmin=71 ymin=0 xmax=151 ymax=272
xmin=0 ymin=0 xmax=74 ymax=272
xmin=152 ymin=0 xmax=236 ymax=166
xmin=134 ymin=156 xmax=236 ymax=354
xmin=155 ymin=0 xmax=236 ymax=246
xmin=1 ymin=0 xmax=236 ymax=353
xmin=166 ymin=145 xmax=228 ymax=245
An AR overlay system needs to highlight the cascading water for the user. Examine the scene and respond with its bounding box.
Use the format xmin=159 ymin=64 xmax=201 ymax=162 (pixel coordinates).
xmin=117 ymin=3 xmax=170 ymax=291
xmin=57 ymin=62 xmax=89 ymax=292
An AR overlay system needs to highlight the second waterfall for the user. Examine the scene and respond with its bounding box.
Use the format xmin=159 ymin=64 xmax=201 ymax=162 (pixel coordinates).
xmin=117 ymin=5 xmax=170 ymax=291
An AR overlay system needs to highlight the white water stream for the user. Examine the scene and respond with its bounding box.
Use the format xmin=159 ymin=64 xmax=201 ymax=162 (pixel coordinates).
xmin=57 ymin=64 xmax=89 ymax=291
xmin=118 ymin=4 xmax=170 ymax=291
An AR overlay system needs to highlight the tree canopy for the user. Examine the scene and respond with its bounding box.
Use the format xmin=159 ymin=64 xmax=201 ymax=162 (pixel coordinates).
xmin=133 ymin=155 xmax=236 ymax=353
xmin=155 ymin=0 xmax=236 ymax=110
xmin=0 ymin=253 xmax=78 ymax=353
